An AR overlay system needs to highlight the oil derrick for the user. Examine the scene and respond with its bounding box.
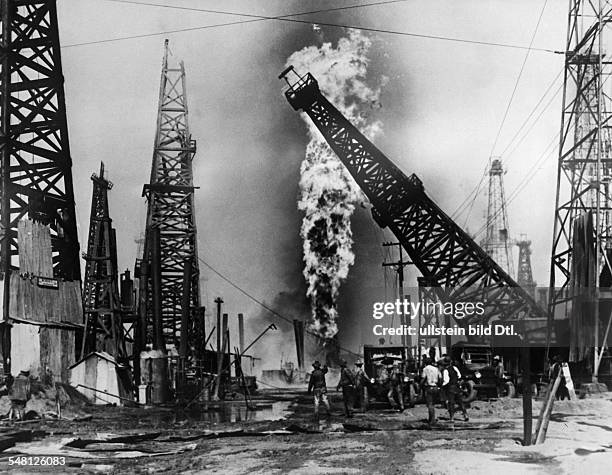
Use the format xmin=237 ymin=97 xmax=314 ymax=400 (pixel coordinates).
xmin=139 ymin=40 xmax=201 ymax=393
xmin=515 ymin=235 xmax=536 ymax=299
xmin=81 ymin=163 xmax=126 ymax=360
xmin=548 ymin=1 xmax=612 ymax=373
xmin=0 ymin=0 xmax=81 ymax=320
xmin=481 ymin=159 xmax=514 ymax=278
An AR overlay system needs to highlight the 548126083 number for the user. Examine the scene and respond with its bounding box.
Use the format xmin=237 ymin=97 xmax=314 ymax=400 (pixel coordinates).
xmin=8 ymin=456 xmax=66 ymax=466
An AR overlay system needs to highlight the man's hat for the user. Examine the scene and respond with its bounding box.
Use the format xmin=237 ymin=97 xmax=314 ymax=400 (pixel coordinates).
xmin=313 ymin=360 xmax=321 ymax=368
xmin=355 ymin=359 xmax=363 ymax=366
xmin=493 ymin=355 xmax=501 ymax=360
xmin=339 ymin=359 xmax=347 ymax=367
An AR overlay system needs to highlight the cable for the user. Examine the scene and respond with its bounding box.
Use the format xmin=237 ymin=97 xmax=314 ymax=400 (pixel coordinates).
xmin=451 ymin=166 xmax=487 ymax=221
xmin=472 ymin=50 xmax=612 ymax=242
xmin=64 ymin=0 xmax=408 ymax=48
xmin=488 ymin=0 xmax=549 ymax=159
xmin=451 ymin=1 xmax=553 ymax=222
xmin=451 ymin=67 xmax=563 ymax=222
xmin=502 ymin=79 xmax=563 ymax=162
xmin=499 ymin=68 xmax=564 ymax=159
xmin=66 ymin=0 xmax=562 ymax=53
xmin=104 ymin=0 xmax=408 ymax=18
xmin=471 ymin=132 xmax=559 ymax=241
xmin=196 ymin=255 xmax=361 ymax=357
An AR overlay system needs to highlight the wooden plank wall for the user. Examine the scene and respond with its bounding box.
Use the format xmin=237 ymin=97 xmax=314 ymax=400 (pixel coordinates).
xmin=8 ymin=276 xmax=82 ymax=324
xmin=39 ymin=327 xmax=75 ymax=383
xmin=5 ymin=217 xmax=82 ymax=325
xmin=17 ymin=219 xmax=53 ymax=277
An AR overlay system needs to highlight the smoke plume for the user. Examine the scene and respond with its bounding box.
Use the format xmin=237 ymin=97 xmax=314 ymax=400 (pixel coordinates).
xmin=287 ymin=30 xmax=386 ymax=340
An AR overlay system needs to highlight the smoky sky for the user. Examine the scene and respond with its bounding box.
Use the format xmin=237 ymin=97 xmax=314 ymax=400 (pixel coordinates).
xmin=58 ymin=1 xmax=568 ymax=361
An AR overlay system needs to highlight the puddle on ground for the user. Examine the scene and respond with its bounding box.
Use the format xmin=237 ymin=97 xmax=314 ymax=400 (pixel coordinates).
xmin=183 ymin=401 xmax=291 ymax=424
xmin=495 ymin=453 xmax=558 ymax=465
xmin=575 ymin=421 xmax=612 ymax=432
xmin=575 ymin=448 xmax=608 ymax=456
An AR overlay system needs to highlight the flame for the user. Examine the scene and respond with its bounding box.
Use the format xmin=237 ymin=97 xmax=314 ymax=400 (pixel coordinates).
xmin=287 ymin=30 xmax=385 ymax=340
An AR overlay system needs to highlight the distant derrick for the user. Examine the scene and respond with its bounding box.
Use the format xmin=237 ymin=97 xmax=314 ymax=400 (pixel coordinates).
xmin=481 ymin=159 xmax=514 ymax=278
xmin=81 ymin=163 xmax=126 ymax=360
xmin=515 ymin=235 xmax=536 ymax=299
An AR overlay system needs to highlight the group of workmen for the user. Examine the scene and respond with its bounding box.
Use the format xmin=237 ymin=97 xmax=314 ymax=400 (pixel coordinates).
xmin=421 ymin=355 xmax=469 ymax=424
xmin=307 ymin=355 xmax=469 ymax=425
xmin=307 ymin=359 xmax=372 ymax=421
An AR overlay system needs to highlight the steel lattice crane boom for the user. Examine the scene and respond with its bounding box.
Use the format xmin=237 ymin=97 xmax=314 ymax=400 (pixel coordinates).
xmin=279 ymin=67 xmax=543 ymax=326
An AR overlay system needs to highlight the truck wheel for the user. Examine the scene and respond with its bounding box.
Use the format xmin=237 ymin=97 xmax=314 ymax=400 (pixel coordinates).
xmin=462 ymin=380 xmax=478 ymax=403
xmin=503 ymin=382 xmax=516 ymax=398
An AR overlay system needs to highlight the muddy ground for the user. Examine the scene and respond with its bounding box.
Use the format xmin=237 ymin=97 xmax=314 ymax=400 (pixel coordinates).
xmin=0 ymin=389 xmax=611 ymax=474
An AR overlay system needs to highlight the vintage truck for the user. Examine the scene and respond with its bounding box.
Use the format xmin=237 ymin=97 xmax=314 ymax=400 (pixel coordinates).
xmin=451 ymin=342 xmax=516 ymax=402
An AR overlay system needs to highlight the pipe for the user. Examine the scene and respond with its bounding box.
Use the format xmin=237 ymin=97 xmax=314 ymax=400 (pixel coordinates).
xmin=179 ymin=258 xmax=192 ymax=360
xmin=150 ymin=228 xmax=164 ymax=350
xmin=76 ymin=384 xmax=144 ymax=406
xmin=238 ymin=313 xmax=245 ymax=354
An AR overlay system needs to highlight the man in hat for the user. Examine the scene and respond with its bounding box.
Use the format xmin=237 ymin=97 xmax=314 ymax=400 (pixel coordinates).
xmin=437 ymin=358 xmax=448 ymax=409
xmin=9 ymin=369 xmax=31 ymax=421
xmin=387 ymin=361 xmax=405 ymax=412
xmin=493 ymin=355 xmax=504 ymax=397
xmin=353 ymin=359 xmax=371 ymax=412
xmin=336 ymin=360 xmax=355 ymax=417
xmin=308 ymin=361 xmax=331 ymax=422
xmin=421 ymin=357 xmax=441 ymax=426
xmin=441 ymin=357 xmax=468 ymax=422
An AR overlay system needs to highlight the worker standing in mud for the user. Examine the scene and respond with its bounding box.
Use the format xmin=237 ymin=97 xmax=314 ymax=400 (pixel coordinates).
xmin=421 ymin=357 xmax=441 ymax=426
xmin=437 ymin=358 xmax=448 ymax=409
xmin=353 ymin=359 xmax=371 ymax=412
xmin=337 ymin=360 xmax=355 ymax=417
xmin=9 ymin=369 xmax=31 ymax=421
xmin=493 ymin=355 xmax=505 ymax=397
xmin=307 ymin=361 xmax=331 ymax=422
xmin=387 ymin=362 xmax=405 ymax=412
xmin=441 ymin=357 xmax=469 ymax=422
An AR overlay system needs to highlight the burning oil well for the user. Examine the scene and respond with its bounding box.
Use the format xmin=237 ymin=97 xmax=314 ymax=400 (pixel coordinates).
xmin=287 ymin=31 xmax=386 ymax=351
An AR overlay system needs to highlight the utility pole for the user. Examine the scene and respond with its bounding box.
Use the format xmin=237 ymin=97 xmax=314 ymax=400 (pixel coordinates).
xmin=215 ymin=297 xmax=224 ymax=352
xmin=548 ymin=1 xmax=612 ymax=378
xmin=139 ymin=39 xmax=202 ymax=395
xmin=382 ymin=242 xmax=411 ymax=347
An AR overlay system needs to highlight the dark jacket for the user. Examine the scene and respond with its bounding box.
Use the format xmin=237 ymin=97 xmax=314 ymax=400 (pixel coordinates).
xmin=354 ymin=368 xmax=370 ymax=387
xmin=337 ymin=367 xmax=355 ymax=389
xmin=308 ymin=367 xmax=328 ymax=392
